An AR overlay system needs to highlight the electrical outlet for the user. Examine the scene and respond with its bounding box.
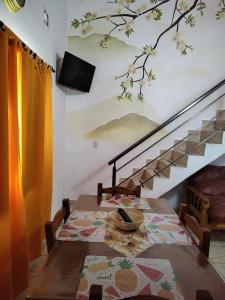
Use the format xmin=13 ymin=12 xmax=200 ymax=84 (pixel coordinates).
xmin=93 ymin=140 xmax=98 ymax=148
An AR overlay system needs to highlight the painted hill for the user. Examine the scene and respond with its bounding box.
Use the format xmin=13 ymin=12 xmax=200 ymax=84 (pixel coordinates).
xmin=87 ymin=113 xmax=161 ymax=144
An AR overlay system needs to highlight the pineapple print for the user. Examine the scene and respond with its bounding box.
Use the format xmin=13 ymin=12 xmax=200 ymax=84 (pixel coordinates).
xmin=121 ymin=196 xmax=132 ymax=206
xmin=87 ymin=261 xmax=113 ymax=273
xmin=78 ymin=272 xmax=88 ymax=292
xmin=157 ymin=281 xmax=175 ymax=300
xmin=115 ymin=259 xmax=137 ymax=292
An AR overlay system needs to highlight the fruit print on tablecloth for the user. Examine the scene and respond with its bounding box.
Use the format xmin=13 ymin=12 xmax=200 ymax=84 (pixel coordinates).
xmin=57 ymin=210 xmax=107 ymax=242
xmin=144 ymin=213 xmax=193 ymax=245
xmin=100 ymin=194 xmax=151 ymax=210
xmin=76 ymin=255 xmax=184 ymax=300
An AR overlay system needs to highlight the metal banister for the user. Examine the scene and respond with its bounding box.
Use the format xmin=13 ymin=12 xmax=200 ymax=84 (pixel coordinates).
xmin=108 ymin=78 xmax=225 ymax=166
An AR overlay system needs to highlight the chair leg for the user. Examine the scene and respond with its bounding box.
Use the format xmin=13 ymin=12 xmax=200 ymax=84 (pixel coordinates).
xmin=62 ymin=198 xmax=70 ymax=222
xmin=89 ymin=284 xmax=103 ymax=300
xmin=45 ymin=222 xmax=55 ymax=253
xmin=196 ymin=290 xmax=213 ymax=300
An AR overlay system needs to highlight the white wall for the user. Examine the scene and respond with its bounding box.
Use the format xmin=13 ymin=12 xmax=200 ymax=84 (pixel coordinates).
xmin=64 ymin=0 xmax=225 ymax=200
xmin=0 ymin=0 xmax=68 ymax=215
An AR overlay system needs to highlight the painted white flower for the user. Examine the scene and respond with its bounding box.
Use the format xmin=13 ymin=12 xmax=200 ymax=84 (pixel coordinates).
xmin=145 ymin=13 xmax=152 ymax=20
xmin=178 ymin=0 xmax=189 ymax=11
xmin=128 ymin=64 xmax=136 ymax=75
xmin=136 ymin=4 xmax=147 ymax=15
xmin=122 ymin=79 xmax=131 ymax=88
xmin=152 ymin=10 xmax=158 ymax=19
xmin=172 ymin=32 xmax=180 ymax=41
xmin=151 ymin=49 xmax=157 ymax=56
xmin=139 ymin=80 xmax=146 ymax=86
xmin=81 ymin=26 xmax=88 ymax=35
xmin=105 ymin=16 xmax=111 ymax=21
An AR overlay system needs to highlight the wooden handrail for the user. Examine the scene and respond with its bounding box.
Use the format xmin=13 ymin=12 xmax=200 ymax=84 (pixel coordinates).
xmin=108 ymin=78 xmax=225 ymax=166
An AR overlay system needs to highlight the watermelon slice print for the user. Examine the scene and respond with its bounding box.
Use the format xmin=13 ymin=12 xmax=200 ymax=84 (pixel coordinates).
xmin=136 ymin=264 xmax=163 ymax=281
xmin=139 ymin=284 xmax=152 ymax=295
xmin=79 ymin=227 xmax=97 ymax=237
xmin=151 ymin=216 xmax=164 ymax=223
xmin=105 ymin=286 xmax=120 ymax=297
xmin=109 ymin=200 xmax=119 ymax=205
xmin=64 ymin=224 xmax=76 ymax=230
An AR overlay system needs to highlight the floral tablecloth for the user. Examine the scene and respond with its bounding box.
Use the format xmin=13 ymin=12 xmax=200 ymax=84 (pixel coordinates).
xmin=58 ymin=210 xmax=107 ymax=242
xmin=100 ymin=194 xmax=151 ymax=210
xmin=76 ymin=255 xmax=184 ymax=300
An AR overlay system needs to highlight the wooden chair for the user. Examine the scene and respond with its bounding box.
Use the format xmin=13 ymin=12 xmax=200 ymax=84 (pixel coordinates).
xmin=89 ymin=285 xmax=213 ymax=300
xmin=97 ymin=182 xmax=141 ymax=204
xmin=179 ymin=203 xmax=211 ymax=257
xmin=45 ymin=198 xmax=70 ymax=253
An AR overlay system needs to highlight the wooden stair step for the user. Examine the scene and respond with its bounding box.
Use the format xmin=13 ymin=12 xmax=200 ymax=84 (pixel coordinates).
xmin=145 ymin=159 xmax=168 ymax=179
xmin=157 ymin=159 xmax=171 ymax=178
xmin=173 ymin=140 xmax=186 ymax=151
xmin=160 ymin=149 xmax=172 ymax=160
xmin=119 ymin=178 xmax=133 ymax=189
xmin=145 ymin=158 xmax=158 ymax=169
xmin=171 ymin=150 xmax=188 ymax=167
xmin=199 ymin=130 xmax=223 ymax=144
xmin=187 ymin=130 xmax=200 ymax=142
xmin=214 ymin=120 xmax=225 ymax=131
xmin=216 ymin=110 xmax=225 ymax=120
xmin=186 ymin=140 xmax=206 ymax=155
xmin=201 ymin=120 xmax=214 ymax=131
xmin=140 ymin=169 xmax=154 ymax=190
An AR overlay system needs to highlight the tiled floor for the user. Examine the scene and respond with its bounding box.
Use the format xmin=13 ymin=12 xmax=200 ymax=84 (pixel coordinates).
xmin=15 ymin=229 xmax=225 ymax=299
xmin=209 ymin=231 xmax=225 ymax=282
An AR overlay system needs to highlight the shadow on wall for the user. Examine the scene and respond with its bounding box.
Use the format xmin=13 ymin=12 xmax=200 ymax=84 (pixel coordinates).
xmin=70 ymin=162 xmax=111 ymax=196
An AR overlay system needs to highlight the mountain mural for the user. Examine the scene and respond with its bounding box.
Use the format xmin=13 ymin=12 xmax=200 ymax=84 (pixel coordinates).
xmin=86 ymin=113 xmax=161 ymax=144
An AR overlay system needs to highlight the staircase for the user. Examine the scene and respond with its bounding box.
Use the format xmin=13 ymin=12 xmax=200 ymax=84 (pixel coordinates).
xmin=108 ymin=79 xmax=225 ymax=198
xmin=119 ymin=110 xmax=225 ymax=198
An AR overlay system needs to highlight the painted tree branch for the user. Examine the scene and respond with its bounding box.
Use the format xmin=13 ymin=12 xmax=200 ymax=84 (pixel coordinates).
xmin=71 ymin=0 xmax=224 ymax=101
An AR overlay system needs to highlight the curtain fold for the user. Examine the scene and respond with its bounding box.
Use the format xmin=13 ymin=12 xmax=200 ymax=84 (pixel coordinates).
xmin=0 ymin=27 xmax=52 ymax=299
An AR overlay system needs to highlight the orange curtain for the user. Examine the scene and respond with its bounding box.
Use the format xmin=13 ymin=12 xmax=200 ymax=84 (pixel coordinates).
xmin=0 ymin=27 xmax=52 ymax=299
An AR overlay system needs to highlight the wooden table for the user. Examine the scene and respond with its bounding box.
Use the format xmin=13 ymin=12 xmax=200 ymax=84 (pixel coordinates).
xmin=26 ymin=195 xmax=225 ymax=300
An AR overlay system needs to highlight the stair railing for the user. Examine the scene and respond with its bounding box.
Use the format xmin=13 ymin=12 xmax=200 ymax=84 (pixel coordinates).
xmin=140 ymin=108 xmax=225 ymax=187
xmin=119 ymin=100 xmax=225 ymax=188
xmin=108 ymin=78 xmax=225 ymax=186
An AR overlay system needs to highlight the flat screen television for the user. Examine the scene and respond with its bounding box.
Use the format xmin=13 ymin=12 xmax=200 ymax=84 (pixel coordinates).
xmin=58 ymin=51 xmax=96 ymax=92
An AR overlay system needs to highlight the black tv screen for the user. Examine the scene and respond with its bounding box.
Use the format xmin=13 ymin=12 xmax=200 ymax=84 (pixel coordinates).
xmin=58 ymin=51 xmax=96 ymax=92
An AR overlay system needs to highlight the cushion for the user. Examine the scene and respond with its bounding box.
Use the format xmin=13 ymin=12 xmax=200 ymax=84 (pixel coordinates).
xmin=208 ymin=194 xmax=225 ymax=223
xmin=196 ymin=179 xmax=225 ymax=195
xmin=190 ymin=165 xmax=225 ymax=185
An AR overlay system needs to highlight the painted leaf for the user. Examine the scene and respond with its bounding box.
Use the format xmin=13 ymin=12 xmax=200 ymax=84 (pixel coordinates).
xmin=79 ymin=227 xmax=97 ymax=236
xmin=139 ymin=284 xmax=152 ymax=295
xmin=105 ymin=286 xmax=120 ymax=297
xmin=136 ymin=264 xmax=163 ymax=281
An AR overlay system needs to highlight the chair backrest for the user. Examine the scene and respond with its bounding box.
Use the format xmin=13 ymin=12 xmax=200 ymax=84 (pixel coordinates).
xmin=89 ymin=285 xmax=167 ymax=300
xmin=89 ymin=285 xmax=213 ymax=300
xmin=180 ymin=203 xmax=211 ymax=257
xmin=97 ymin=182 xmax=141 ymax=204
xmin=45 ymin=198 xmax=70 ymax=253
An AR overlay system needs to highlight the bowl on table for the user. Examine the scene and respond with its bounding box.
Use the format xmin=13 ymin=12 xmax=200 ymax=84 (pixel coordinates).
xmin=109 ymin=208 xmax=144 ymax=231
